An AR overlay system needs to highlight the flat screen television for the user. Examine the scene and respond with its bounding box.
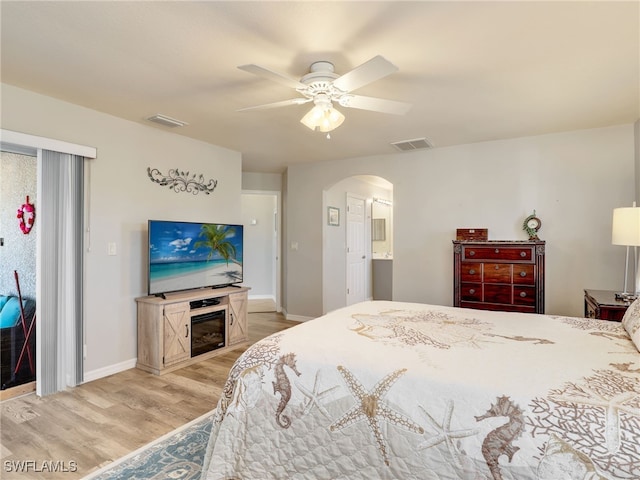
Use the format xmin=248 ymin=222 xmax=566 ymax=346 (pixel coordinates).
xmin=147 ymin=220 xmax=243 ymax=296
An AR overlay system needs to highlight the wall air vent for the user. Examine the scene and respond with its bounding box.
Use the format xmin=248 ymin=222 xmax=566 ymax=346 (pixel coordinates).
xmin=146 ymin=114 xmax=189 ymax=128
xmin=390 ymin=137 xmax=433 ymax=152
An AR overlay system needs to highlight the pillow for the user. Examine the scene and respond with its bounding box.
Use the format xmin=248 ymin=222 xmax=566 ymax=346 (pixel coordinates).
xmin=621 ymin=296 xmax=640 ymax=352
xmin=0 ymin=296 xmax=24 ymax=329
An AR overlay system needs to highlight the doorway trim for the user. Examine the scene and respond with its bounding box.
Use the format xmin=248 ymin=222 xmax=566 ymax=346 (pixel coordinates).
xmin=241 ymin=189 xmax=281 ymax=312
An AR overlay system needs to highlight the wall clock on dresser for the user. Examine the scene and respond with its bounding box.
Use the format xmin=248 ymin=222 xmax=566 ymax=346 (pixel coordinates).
xmin=453 ymin=240 xmax=545 ymax=313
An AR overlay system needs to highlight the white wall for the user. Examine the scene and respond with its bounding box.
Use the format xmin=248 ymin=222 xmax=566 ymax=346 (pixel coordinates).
xmin=285 ymin=124 xmax=635 ymax=319
xmin=635 ymin=119 xmax=640 ymax=202
xmin=242 ymin=172 xmax=282 ymax=192
xmin=1 ymin=84 xmax=242 ymax=379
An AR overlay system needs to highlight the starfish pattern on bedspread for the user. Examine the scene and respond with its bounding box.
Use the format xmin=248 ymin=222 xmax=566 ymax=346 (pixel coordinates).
xmin=330 ymin=366 xmax=424 ymax=466
xmin=295 ymin=370 xmax=340 ymax=419
xmin=417 ymin=399 xmax=479 ymax=468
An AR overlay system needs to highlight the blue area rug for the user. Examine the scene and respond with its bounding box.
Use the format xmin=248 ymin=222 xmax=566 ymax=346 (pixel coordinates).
xmin=84 ymin=411 xmax=213 ymax=480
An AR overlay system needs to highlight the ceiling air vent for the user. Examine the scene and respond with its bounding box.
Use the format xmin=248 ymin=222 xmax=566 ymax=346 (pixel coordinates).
xmin=390 ymin=137 xmax=433 ymax=152
xmin=146 ymin=114 xmax=188 ymax=128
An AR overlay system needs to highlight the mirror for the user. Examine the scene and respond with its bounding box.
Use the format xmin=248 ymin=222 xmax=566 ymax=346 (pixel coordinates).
xmin=372 ymin=198 xmax=392 ymax=258
xmin=372 ymin=218 xmax=386 ymax=241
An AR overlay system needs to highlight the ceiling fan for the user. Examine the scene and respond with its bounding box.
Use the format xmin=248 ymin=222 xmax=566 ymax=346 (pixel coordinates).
xmin=237 ymin=55 xmax=411 ymax=135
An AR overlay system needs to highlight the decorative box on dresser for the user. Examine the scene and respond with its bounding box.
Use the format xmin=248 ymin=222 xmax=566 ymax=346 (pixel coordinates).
xmin=583 ymin=289 xmax=630 ymax=321
xmin=453 ymin=240 xmax=545 ymax=313
xmin=136 ymin=286 xmax=250 ymax=375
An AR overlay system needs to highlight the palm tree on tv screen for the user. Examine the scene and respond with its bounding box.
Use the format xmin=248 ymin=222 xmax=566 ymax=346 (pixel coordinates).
xmin=194 ymin=224 xmax=238 ymax=266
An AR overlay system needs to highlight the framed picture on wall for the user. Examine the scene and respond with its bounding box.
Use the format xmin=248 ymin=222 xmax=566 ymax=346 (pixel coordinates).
xmin=328 ymin=206 xmax=340 ymax=226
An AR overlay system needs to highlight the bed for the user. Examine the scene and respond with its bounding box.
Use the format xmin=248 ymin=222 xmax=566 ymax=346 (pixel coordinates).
xmin=201 ymin=300 xmax=640 ymax=480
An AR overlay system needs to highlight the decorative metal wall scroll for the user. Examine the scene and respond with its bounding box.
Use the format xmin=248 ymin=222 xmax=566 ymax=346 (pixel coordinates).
xmin=147 ymin=167 xmax=218 ymax=195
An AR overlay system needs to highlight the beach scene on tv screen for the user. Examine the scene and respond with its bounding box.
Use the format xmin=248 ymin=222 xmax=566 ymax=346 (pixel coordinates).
xmin=149 ymin=222 xmax=243 ymax=294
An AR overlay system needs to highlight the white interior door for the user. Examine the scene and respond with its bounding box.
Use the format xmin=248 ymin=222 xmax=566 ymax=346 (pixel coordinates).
xmin=346 ymin=194 xmax=366 ymax=305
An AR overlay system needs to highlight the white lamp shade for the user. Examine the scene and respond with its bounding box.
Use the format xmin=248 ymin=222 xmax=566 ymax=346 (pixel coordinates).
xmin=300 ymin=105 xmax=345 ymax=132
xmin=612 ymin=207 xmax=640 ymax=246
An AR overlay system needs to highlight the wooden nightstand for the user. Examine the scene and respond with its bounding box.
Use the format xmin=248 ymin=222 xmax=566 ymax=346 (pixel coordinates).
xmin=584 ymin=289 xmax=631 ymax=321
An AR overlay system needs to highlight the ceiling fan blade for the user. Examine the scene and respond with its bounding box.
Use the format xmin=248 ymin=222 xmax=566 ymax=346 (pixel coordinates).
xmin=339 ymin=95 xmax=412 ymax=115
xmin=333 ymin=55 xmax=399 ymax=93
xmin=237 ymin=98 xmax=312 ymax=112
xmin=238 ymin=64 xmax=308 ymax=90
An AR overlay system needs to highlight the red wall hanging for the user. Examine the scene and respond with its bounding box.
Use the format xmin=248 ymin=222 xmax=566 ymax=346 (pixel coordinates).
xmin=17 ymin=196 xmax=35 ymax=234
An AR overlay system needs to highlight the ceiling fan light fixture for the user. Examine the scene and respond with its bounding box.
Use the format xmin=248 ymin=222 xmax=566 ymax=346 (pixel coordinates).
xmin=300 ymin=103 xmax=345 ymax=133
xmin=239 ymin=55 xmax=409 ymax=133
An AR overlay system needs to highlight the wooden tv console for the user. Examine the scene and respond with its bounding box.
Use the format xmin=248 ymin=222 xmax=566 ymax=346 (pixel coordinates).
xmin=135 ymin=286 xmax=250 ymax=375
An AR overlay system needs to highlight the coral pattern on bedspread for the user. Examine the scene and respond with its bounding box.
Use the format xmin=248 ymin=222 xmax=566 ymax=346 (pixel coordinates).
xmin=202 ymin=301 xmax=640 ymax=480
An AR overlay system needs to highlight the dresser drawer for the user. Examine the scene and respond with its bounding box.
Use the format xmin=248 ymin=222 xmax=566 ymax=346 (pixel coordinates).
xmin=463 ymin=246 xmax=534 ymax=263
xmin=513 ymin=265 xmax=535 ymax=285
xmin=460 ymin=283 xmax=483 ymax=302
xmin=483 ymin=263 xmax=512 ymax=283
xmin=484 ymin=284 xmax=512 ymax=304
xmin=461 ymin=263 xmax=482 ymax=282
xmin=461 ymin=301 xmax=535 ymax=314
xmin=513 ymin=286 xmax=536 ymax=306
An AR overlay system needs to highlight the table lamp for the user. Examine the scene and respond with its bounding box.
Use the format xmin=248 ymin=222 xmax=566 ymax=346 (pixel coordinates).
xmin=612 ymin=203 xmax=640 ymax=300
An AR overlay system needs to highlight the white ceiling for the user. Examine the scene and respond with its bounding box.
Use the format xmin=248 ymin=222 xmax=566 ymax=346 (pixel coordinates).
xmin=1 ymin=1 xmax=638 ymax=173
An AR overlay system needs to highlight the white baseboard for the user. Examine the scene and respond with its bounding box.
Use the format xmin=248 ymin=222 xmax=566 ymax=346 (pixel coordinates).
xmin=248 ymin=294 xmax=276 ymax=301
xmin=281 ymin=308 xmax=313 ymax=322
xmin=83 ymin=358 xmax=137 ymax=383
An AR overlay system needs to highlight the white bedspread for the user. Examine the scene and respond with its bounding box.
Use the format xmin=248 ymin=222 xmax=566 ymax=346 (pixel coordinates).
xmin=201 ymin=301 xmax=640 ymax=480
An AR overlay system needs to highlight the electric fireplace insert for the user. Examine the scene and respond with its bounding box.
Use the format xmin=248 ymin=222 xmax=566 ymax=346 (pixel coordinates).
xmin=191 ymin=309 xmax=225 ymax=357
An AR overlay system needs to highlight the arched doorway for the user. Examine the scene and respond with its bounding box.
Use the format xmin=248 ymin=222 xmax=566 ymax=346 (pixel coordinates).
xmin=322 ymin=175 xmax=393 ymax=314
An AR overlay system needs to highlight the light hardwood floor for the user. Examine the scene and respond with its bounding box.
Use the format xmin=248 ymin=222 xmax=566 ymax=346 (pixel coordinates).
xmin=0 ymin=310 xmax=297 ymax=480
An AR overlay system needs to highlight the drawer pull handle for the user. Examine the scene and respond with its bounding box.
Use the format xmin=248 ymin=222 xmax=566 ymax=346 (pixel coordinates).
xmin=469 ymin=251 xmax=475 ymax=256
xmin=520 ymin=271 xmax=527 ymax=277
xmin=494 ymin=249 xmax=499 ymax=253
xmin=520 ymin=251 xmax=526 ymax=257
xmin=469 ymin=289 xmax=476 ymax=295
xmin=185 ymin=324 xmax=189 ymax=338
xmin=495 ymin=265 xmax=499 ymax=270
xmin=469 ymin=269 xmax=475 ymax=275
xmin=520 ymin=292 xmax=527 ymax=298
